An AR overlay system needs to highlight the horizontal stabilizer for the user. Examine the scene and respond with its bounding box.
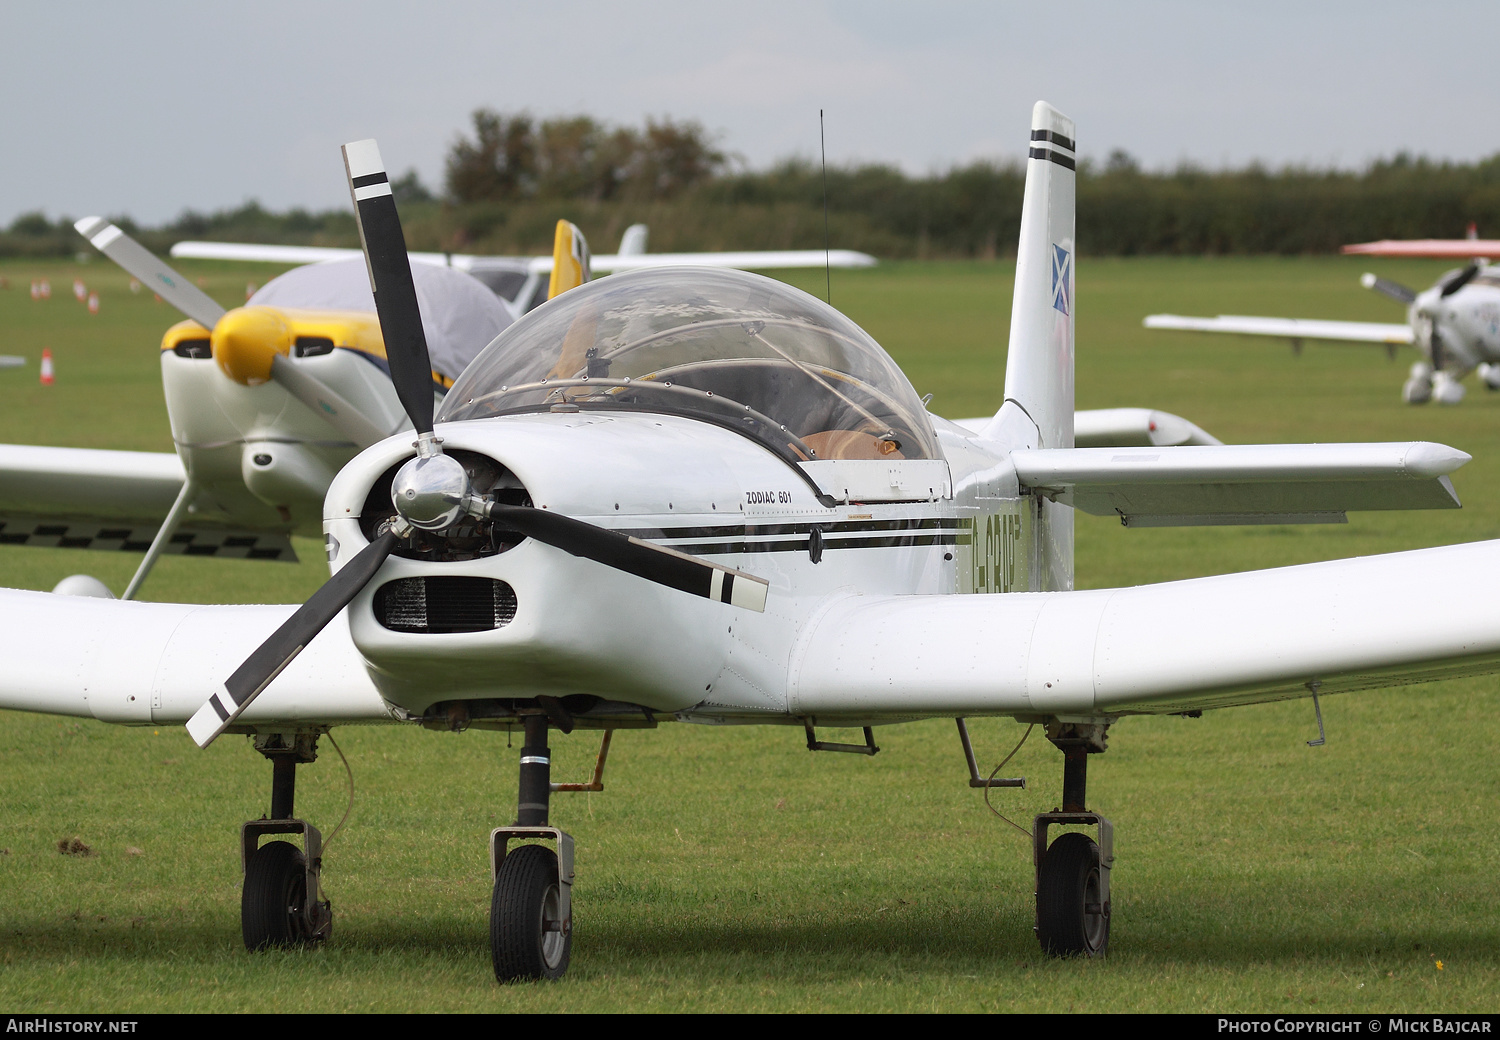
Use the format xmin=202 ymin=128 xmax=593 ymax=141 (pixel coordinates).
xmin=951 ymin=408 xmax=1221 ymax=447
xmin=1011 ymin=441 xmax=1467 ymax=525
xmin=1073 ymin=407 xmax=1221 ymax=447
xmin=1145 ymin=314 xmax=1413 ymax=346
xmin=790 ymin=539 xmax=1500 ymax=719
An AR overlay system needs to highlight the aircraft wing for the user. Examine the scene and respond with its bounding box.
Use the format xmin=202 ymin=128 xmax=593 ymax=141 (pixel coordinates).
xmin=948 ymin=409 xmax=1221 ymax=446
xmin=169 ymin=241 xmax=877 ymax=273
xmin=790 ymin=538 xmax=1500 ymax=719
xmin=172 ymin=242 xmax=439 ymax=266
xmin=1144 ymin=314 xmax=1414 ymax=346
xmin=1343 ymin=239 xmax=1500 ymax=260
xmin=1010 ymin=441 xmax=1466 ymax=525
xmin=0 ymin=444 xmax=295 ymax=560
xmin=589 ymin=250 xmax=877 ymax=272
xmin=0 ymin=588 xmax=389 ymax=725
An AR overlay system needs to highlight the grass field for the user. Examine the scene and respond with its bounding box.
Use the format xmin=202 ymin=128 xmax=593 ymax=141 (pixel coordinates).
xmin=1 ymin=253 xmax=1497 ymax=1012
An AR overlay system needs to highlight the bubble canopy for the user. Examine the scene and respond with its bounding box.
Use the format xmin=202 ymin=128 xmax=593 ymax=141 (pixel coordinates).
xmin=438 ymin=267 xmax=939 ymax=466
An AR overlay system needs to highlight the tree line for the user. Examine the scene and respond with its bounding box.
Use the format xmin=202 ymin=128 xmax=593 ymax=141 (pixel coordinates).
xmin=6 ymin=111 xmax=1500 ymax=260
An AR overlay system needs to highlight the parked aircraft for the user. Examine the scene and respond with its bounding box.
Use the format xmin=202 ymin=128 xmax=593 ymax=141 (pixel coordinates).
xmin=1 ymin=217 xmax=1211 ymax=600
xmin=1145 ymin=246 xmax=1500 ymax=405
xmin=4 ymin=108 xmax=1496 ymax=983
xmin=0 ymin=217 xmax=516 ymax=599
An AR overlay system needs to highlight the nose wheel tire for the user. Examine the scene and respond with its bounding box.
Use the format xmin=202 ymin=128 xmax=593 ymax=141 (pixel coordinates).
xmin=491 ymin=843 xmax=571 ymax=981
xmin=1036 ymin=831 xmax=1109 ymax=957
xmin=242 ymin=840 xmax=318 ymax=949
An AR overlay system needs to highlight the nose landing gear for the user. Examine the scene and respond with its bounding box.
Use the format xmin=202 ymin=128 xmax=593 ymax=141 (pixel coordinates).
xmin=1033 ymin=720 xmax=1113 ymax=958
xmin=489 ymin=712 xmax=574 ymax=981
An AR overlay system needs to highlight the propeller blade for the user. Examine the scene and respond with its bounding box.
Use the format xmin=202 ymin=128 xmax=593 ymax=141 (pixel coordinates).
xmin=487 ymin=503 xmax=768 ymax=611
xmin=74 ymin=217 xmax=226 ymax=330
xmin=269 ymin=354 xmax=395 ymax=448
xmin=1441 ymin=262 xmax=1482 ymax=298
xmin=186 ymin=529 xmax=399 ymax=747
xmin=1360 ymin=272 xmax=1417 ymax=305
xmin=342 ymin=139 xmax=436 ymax=437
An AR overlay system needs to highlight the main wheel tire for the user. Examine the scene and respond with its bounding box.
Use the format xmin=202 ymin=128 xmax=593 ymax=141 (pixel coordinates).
xmin=491 ymin=844 xmax=571 ymax=981
xmin=242 ymin=840 xmax=313 ymax=950
xmin=1036 ymin=831 xmax=1109 ymax=957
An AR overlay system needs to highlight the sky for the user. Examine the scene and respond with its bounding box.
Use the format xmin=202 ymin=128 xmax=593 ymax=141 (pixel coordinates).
xmin=2 ymin=1 xmax=1497 ymax=227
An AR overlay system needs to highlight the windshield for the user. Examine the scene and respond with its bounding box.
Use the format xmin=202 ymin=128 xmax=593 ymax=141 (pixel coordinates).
xmin=438 ymin=267 xmax=938 ymax=465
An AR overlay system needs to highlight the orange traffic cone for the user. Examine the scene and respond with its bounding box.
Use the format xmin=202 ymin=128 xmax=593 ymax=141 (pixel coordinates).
xmin=39 ymin=348 xmax=54 ymax=385
xmin=73 ymin=278 xmax=86 ymax=302
xmin=87 ymin=292 xmax=99 ymax=315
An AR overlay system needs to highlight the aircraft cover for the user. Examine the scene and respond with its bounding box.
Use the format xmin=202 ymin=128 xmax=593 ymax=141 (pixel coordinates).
xmin=247 ymin=258 xmax=513 ymax=380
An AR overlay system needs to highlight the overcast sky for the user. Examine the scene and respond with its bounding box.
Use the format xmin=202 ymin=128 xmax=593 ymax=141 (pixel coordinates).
xmin=2 ymin=1 xmax=1496 ymax=226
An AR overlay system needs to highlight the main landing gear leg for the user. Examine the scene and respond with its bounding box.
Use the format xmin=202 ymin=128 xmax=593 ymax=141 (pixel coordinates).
xmin=240 ymin=731 xmax=332 ymax=949
xmin=1033 ymin=719 xmax=1113 ymax=958
xmin=490 ymin=711 xmax=573 ymax=981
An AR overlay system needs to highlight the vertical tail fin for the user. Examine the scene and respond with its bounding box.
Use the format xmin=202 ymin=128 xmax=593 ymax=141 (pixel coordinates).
xmin=547 ymin=220 xmax=593 ymax=300
xmin=617 ymin=223 xmax=649 ymax=256
xmin=994 ymin=101 xmax=1076 ymax=451
xmin=986 ymin=102 xmax=1076 ymax=592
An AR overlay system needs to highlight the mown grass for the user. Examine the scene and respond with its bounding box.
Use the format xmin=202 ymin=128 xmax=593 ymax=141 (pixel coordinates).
xmin=0 ymin=254 xmax=1496 ymax=1012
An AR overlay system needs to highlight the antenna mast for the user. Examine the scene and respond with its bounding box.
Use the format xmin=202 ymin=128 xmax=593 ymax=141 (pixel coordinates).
xmin=820 ymin=109 xmax=831 ymax=304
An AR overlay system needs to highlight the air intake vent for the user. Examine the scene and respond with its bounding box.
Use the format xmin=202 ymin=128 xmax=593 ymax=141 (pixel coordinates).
xmin=374 ymin=577 xmax=517 ymax=634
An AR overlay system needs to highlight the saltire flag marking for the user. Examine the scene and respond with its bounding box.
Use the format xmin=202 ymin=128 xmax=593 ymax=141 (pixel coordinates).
xmin=1052 ymin=244 xmax=1071 ymax=316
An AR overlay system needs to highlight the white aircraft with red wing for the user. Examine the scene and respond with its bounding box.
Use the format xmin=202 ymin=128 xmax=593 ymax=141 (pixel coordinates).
xmin=3 ymin=105 xmax=1498 ymax=983
xmin=1145 ymin=237 xmax=1500 ymax=405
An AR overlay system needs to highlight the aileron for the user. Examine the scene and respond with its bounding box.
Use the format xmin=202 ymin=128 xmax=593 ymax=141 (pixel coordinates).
xmin=1012 ymin=442 xmax=1467 ymax=523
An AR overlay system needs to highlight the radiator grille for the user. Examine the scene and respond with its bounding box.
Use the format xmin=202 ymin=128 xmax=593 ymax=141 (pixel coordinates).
xmin=374 ymin=577 xmax=517 ymax=633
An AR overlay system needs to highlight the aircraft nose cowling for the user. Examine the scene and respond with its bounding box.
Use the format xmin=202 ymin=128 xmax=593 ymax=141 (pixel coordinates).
xmin=211 ymin=306 xmax=293 ymax=385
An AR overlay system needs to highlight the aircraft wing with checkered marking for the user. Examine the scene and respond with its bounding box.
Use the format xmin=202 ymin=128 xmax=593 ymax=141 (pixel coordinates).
xmin=0 ymin=444 xmax=296 ymax=562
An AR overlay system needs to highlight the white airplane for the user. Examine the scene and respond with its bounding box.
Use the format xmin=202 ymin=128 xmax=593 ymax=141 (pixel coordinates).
xmin=1 ymin=213 xmax=1207 ymax=602
xmin=5 ymin=107 xmax=1497 ymax=983
xmin=169 ymin=224 xmax=881 ymax=323
xmin=0 ymin=217 xmax=516 ymax=600
xmin=1144 ymin=239 xmax=1500 ymax=405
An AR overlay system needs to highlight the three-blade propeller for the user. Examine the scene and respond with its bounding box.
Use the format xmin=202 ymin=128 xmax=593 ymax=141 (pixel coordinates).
xmin=187 ymin=139 xmax=769 ymax=748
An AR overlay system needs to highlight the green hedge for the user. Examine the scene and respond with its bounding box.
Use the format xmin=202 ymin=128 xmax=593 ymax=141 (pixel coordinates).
xmin=8 ymin=152 xmax=1500 ymax=260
